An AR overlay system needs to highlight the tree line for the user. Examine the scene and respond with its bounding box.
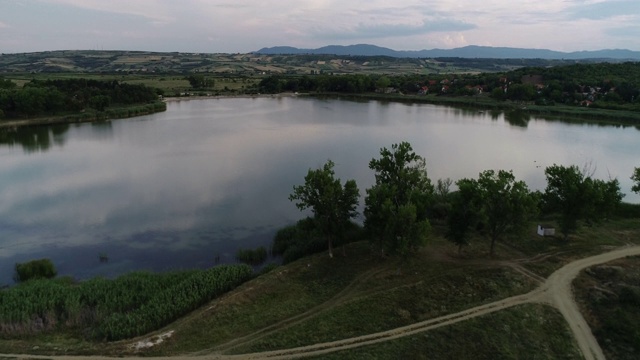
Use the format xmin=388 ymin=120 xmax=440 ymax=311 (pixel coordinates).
xmin=288 ymin=142 xmax=637 ymax=260
xmin=0 ymin=78 xmax=160 ymax=119
xmin=255 ymin=62 xmax=640 ymax=109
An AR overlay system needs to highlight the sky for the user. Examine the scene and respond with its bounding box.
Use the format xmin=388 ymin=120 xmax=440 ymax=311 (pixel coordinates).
xmin=1 ymin=0 xmax=639 ymax=54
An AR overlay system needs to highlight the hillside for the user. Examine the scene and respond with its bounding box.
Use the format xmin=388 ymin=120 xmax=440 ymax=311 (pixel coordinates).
xmin=3 ymin=218 xmax=640 ymax=359
xmin=0 ymin=49 xmax=621 ymax=76
xmin=256 ymin=44 xmax=640 ymax=60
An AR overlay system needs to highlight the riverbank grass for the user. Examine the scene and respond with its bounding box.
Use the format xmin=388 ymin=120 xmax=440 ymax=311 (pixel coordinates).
xmin=2 ymin=218 xmax=640 ymax=358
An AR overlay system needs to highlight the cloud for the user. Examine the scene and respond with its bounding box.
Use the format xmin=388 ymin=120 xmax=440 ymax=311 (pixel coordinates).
xmin=312 ymin=19 xmax=476 ymax=40
xmin=0 ymin=21 xmax=9 ymax=28
xmin=605 ymin=25 xmax=640 ymax=38
xmin=37 ymin=0 xmax=176 ymax=24
xmin=565 ymin=0 xmax=640 ymax=20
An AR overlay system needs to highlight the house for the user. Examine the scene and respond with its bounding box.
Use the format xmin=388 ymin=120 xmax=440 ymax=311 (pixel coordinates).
xmin=537 ymin=225 xmax=555 ymax=237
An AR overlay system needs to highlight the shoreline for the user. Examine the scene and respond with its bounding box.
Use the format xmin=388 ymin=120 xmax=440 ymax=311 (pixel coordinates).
xmin=163 ymin=92 xmax=301 ymax=103
xmin=2 ymin=93 xmax=638 ymax=129
xmin=0 ymin=102 xmax=167 ymax=129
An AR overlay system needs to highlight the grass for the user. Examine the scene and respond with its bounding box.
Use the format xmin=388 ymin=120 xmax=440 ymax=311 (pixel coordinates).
xmin=235 ymin=246 xmax=268 ymax=265
xmin=2 ymin=218 xmax=639 ymax=358
xmin=0 ymin=265 xmax=252 ymax=342
xmin=6 ymin=73 xmax=259 ymax=97
xmin=228 ymin=264 xmax=534 ymax=354
xmin=574 ymin=255 xmax=640 ymax=360
xmin=309 ymin=304 xmax=582 ymax=360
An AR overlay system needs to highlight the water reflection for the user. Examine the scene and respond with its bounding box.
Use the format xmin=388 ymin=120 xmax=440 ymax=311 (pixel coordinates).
xmin=504 ymin=110 xmax=531 ymax=128
xmin=0 ymin=97 xmax=638 ymax=284
xmin=0 ymin=124 xmax=69 ymax=153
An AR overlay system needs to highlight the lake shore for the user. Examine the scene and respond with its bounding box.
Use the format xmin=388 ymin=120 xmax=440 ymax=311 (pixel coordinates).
xmin=162 ymin=92 xmax=301 ymax=102
xmin=0 ymin=102 xmax=167 ymax=129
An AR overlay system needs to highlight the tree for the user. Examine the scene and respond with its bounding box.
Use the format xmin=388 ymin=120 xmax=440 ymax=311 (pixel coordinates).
xmin=452 ymin=170 xmax=538 ymax=256
xmin=543 ymin=164 xmax=623 ymax=240
xmin=0 ymin=77 xmax=16 ymax=89
xmin=186 ymin=75 xmax=213 ymax=89
xmin=446 ymin=178 xmax=479 ymax=254
xmin=364 ymin=142 xmax=433 ymax=257
xmin=258 ymin=76 xmax=282 ymax=94
xmin=632 ymin=168 xmax=640 ymax=194
xmin=431 ymin=177 xmax=453 ymax=219
xmin=477 ymin=170 xmax=538 ymax=255
xmin=289 ymin=160 xmax=360 ymax=258
xmin=89 ymin=95 xmax=111 ymax=112
xmin=375 ymin=76 xmax=391 ymax=90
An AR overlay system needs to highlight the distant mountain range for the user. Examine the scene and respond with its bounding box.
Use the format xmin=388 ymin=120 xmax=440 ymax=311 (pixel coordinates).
xmin=255 ymin=44 xmax=640 ymax=60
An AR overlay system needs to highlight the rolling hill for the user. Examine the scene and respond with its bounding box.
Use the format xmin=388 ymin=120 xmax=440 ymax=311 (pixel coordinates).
xmin=256 ymin=44 xmax=640 ymax=60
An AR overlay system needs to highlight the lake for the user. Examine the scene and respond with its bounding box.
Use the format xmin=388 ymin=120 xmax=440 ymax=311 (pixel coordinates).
xmin=1 ymin=96 xmax=638 ymax=284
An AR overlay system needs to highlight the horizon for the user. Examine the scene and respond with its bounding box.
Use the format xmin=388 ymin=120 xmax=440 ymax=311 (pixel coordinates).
xmin=2 ymin=43 xmax=639 ymax=57
xmin=1 ymin=1 xmax=639 ymax=54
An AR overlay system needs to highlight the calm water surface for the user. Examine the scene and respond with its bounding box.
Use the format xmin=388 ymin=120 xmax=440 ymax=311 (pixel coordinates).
xmin=1 ymin=97 xmax=638 ymax=284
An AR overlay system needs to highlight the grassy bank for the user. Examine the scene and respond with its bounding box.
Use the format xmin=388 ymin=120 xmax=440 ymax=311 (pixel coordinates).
xmin=0 ymin=265 xmax=252 ymax=346
xmin=310 ymin=304 xmax=582 ymax=360
xmin=142 ymin=218 xmax=640 ymax=358
xmin=0 ymin=101 xmax=166 ymax=129
xmin=1 ymin=217 xmax=639 ymax=358
xmin=574 ymin=256 xmax=640 ymax=360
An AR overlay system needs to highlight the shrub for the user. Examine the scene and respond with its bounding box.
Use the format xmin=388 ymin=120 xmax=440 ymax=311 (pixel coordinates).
xmin=236 ymin=246 xmax=268 ymax=265
xmin=259 ymin=263 xmax=279 ymax=275
xmin=14 ymin=259 xmax=57 ymax=283
xmin=272 ymin=217 xmax=364 ymax=264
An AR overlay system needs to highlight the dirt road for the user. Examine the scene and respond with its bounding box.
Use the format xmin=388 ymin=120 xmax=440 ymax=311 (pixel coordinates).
xmin=4 ymin=245 xmax=639 ymax=360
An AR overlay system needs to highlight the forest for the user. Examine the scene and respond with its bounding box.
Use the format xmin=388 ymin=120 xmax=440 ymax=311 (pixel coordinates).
xmin=255 ymin=62 xmax=640 ymax=111
xmin=0 ymin=78 xmax=160 ymax=119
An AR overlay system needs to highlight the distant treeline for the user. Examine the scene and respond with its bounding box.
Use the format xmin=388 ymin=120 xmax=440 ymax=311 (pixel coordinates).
xmin=256 ymin=62 xmax=640 ymax=109
xmin=0 ymin=78 xmax=160 ymax=119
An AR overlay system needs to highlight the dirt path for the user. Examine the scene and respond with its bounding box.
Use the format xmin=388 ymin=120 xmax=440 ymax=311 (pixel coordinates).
xmin=4 ymin=245 xmax=639 ymax=360
xmin=532 ymin=246 xmax=640 ymax=360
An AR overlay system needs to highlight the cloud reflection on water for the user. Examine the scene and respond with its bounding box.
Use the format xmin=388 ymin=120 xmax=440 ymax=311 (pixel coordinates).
xmin=0 ymin=97 xmax=638 ymax=284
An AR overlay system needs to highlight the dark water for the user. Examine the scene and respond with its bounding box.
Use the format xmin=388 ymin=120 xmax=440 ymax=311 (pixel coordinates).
xmin=1 ymin=97 xmax=638 ymax=284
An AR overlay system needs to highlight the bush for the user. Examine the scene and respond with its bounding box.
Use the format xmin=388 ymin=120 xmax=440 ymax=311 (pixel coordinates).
xmin=273 ymin=217 xmax=364 ymax=264
xmin=615 ymin=202 xmax=640 ymax=218
xmin=236 ymin=246 xmax=268 ymax=265
xmin=259 ymin=263 xmax=279 ymax=275
xmin=14 ymin=259 xmax=57 ymax=283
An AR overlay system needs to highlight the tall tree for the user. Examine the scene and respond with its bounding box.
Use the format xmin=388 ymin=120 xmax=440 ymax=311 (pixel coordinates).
xmin=364 ymin=142 xmax=433 ymax=256
xmin=632 ymin=167 xmax=640 ymax=194
xmin=478 ymin=170 xmax=538 ymax=256
xmin=543 ymin=164 xmax=623 ymax=240
xmin=446 ymin=178 xmax=479 ymax=254
xmin=452 ymin=170 xmax=538 ymax=256
xmin=289 ymin=160 xmax=359 ymax=258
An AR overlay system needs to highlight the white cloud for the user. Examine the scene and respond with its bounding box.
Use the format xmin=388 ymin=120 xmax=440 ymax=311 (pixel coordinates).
xmin=37 ymin=0 xmax=176 ymax=24
xmin=0 ymin=0 xmax=639 ymax=53
xmin=311 ymin=19 xmax=476 ymax=41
